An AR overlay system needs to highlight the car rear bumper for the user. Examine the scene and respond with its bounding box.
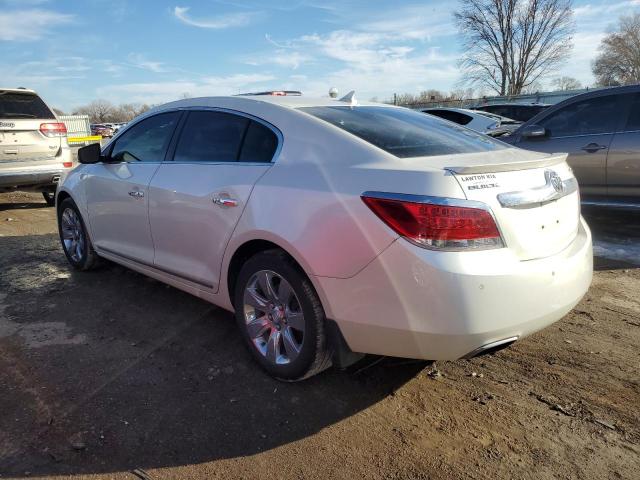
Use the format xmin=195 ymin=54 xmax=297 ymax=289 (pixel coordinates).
xmin=0 ymin=147 xmax=73 ymax=190
xmin=0 ymin=165 xmax=68 ymax=189
xmin=317 ymin=216 xmax=593 ymax=360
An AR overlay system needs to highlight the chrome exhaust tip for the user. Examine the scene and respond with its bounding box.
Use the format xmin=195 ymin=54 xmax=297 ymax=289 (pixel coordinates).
xmin=462 ymin=336 xmax=519 ymax=360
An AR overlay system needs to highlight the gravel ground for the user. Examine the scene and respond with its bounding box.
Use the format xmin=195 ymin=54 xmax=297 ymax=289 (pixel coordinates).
xmin=0 ymin=192 xmax=639 ymax=480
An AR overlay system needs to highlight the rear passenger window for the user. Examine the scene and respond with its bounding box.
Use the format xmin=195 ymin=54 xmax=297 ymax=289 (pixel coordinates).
xmin=174 ymin=111 xmax=249 ymax=162
xmin=238 ymin=121 xmax=278 ymax=162
xmin=624 ymin=94 xmax=640 ymax=132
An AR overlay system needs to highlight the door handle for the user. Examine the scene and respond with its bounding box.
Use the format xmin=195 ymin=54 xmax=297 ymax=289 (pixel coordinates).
xmin=212 ymin=195 xmax=238 ymax=207
xmin=581 ymin=143 xmax=607 ymax=153
xmin=128 ymin=190 xmax=144 ymax=198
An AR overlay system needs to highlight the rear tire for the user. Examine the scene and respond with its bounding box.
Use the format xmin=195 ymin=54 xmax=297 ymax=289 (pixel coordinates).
xmin=57 ymin=198 xmax=99 ymax=271
xmin=42 ymin=191 xmax=55 ymax=207
xmin=234 ymin=249 xmax=332 ymax=381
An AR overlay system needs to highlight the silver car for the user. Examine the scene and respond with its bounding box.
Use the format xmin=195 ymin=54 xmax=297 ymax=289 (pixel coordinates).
xmin=504 ymin=85 xmax=640 ymax=206
xmin=0 ymin=87 xmax=73 ymax=205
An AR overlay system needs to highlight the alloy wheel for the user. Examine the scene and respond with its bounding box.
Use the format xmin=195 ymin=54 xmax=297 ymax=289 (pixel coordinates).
xmin=60 ymin=207 xmax=85 ymax=263
xmin=243 ymin=270 xmax=305 ymax=365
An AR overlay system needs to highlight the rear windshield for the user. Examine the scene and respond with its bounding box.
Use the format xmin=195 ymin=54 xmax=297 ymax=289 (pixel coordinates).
xmin=299 ymin=106 xmax=505 ymax=158
xmin=0 ymin=91 xmax=55 ymax=119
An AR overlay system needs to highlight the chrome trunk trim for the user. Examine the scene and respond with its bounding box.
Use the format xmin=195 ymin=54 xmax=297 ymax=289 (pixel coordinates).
xmin=497 ymin=172 xmax=578 ymax=209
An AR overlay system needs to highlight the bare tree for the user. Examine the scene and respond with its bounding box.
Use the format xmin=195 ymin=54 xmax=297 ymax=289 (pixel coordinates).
xmin=455 ymin=0 xmax=574 ymax=95
xmin=73 ymin=100 xmax=115 ymax=123
xmin=112 ymin=103 xmax=152 ymax=122
xmin=71 ymin=101 xmax=151 ymax=123
xmin=551 ymin=76 xmax=582 ymax=90
xmin=593 ymin=13 xmax=640 ymax=87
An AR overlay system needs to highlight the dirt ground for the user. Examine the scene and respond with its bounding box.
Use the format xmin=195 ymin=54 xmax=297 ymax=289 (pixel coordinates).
xmin=0 ymin=191 xmax=638 ymax=480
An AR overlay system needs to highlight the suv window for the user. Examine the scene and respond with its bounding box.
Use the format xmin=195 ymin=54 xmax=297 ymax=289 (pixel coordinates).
xmin=300 ymin=106 xmax=505 ymax=158
xmin=624 ymin=94 xmax=640 ymax=132
xmin=540 ymin=95 xmax=619 ymax=137
xmin=479 ymin=105 xmax=544 ymax=122
xmin=423 ymin=110 xmax=473 ymax=126
xmin=110 ymin=112 xmax=180 ymax=162
xmin=238 ymin=120 xmax=278 ymax=162
xmin=174 ymin=111 xmax=249 ymax=162
xmin=0 ymin=91 xmax=55 ymax=119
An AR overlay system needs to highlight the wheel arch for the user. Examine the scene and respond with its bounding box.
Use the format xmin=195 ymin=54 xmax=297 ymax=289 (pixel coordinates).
xmin=223 ymin=235 xmax=361 ymax=369
xmin=223 ymin=234 xmax=335 ymax=320
xmin=55 ymin=189 xmax=72 ymax=210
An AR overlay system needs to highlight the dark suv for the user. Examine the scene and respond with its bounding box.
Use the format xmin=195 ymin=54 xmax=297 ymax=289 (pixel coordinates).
xmin=503 ymin=85 xmax=640 ymax=206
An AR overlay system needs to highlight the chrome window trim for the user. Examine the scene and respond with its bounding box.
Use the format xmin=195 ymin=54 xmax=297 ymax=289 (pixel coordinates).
xmin=543 ymin=131 xmax=616 ymax=140
xmin=361 ymin=191 xmax=507 ymax=251
xmin=162 ymin=161 xmax=274 ymax=167
xmin=497 ymin=173 xmax=578 ymax=209
xmin=101 ymin=106 xmax=283 ymax=165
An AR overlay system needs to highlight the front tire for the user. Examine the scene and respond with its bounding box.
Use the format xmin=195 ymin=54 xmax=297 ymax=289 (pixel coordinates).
xmin=234 ymin=249 xmax=331 ymax=381
xmin=57 ymin=198 xmax=99 ymax=271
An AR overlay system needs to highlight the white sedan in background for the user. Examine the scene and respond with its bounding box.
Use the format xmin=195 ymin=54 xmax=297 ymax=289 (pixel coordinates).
xmin=56 ymin=93 xmax=593 ymax=380
xmin=421 ymin=107 xmax=521 ymax=136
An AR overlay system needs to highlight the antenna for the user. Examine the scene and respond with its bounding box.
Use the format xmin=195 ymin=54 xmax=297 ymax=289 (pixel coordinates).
xmin=339 ymin=90 xmax=357 ymax=105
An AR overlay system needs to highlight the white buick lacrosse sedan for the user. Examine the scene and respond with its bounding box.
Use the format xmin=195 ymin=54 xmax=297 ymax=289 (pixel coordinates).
xmin=56 ymin=92 xmax=593 ymax=380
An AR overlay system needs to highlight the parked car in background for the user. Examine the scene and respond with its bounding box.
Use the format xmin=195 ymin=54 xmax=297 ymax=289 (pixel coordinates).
xmin=502 ymin=84 xmax=640 ymax=206
xmin=472 ymin=103 xmax=549 ymax=122
xmin=104 ymin=122 xmax=126 ymax=134
xmin=421 ymin=107 xmax=521 ymax=136
xmin=91 ymin=124 xmax=114 ymax=137
xmin=57 ymin=94 xmax=592 ymax=380
xmin=0 ymin=87 xmax=73 ymax=206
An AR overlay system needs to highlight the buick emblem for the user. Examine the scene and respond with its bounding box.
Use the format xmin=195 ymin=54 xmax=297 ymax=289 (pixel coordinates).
xmin=546 ymin=170 xmax=564 ymax=193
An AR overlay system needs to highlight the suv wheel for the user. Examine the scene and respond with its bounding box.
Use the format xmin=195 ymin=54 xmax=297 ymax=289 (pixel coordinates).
xmin=234 ymin=249 xmax=332 ymax=381
xmin=57 ymin=198 xmax=99 ymax=270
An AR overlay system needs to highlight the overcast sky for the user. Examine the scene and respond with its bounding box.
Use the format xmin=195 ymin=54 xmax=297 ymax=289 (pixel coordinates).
xmin=1 ymin=0 xmax=639 ymax=111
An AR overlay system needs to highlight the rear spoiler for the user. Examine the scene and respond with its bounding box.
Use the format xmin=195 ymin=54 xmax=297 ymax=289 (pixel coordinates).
xmin=445 ymin=154 xmax=566 ymax=175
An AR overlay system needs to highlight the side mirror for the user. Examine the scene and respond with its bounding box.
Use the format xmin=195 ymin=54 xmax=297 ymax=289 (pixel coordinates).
xmin=77 ymin=143 xmax=102 ymax=164
xmin=521 ymin=124 xmax=547 ymax=139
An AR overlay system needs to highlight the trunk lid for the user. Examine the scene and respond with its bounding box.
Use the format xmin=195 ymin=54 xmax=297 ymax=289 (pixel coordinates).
xmin=0 ymin=119 xmax=61 ymax=165
xmin=444 ymin=151 xmax=580 ymax=260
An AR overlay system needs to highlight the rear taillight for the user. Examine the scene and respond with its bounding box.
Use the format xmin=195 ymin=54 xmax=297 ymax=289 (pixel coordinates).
xmin=63 ymin=161 xmax=73 ymax=168
xmin=40 ymin=122 xmax=67 ymax=138
xmin=362 ymin=194 xmax=503 ymax=250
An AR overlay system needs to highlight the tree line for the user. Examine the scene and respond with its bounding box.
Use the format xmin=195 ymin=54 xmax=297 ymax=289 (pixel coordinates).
xmin=55 ymin=100 xmax=153 ymax=124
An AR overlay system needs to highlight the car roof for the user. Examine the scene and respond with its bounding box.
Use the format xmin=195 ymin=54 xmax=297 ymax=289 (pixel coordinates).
xmin=477 ymin=102 xmax=550 ymax=107
xmin=154 ymin=94 xmax=387 ymax=113
xmin=0 ymin=87 xmax=38 ymax=94
xmin=555 ymin=84 xmax=640 ymax=101
xmin=521 ymin=84 xmax=640 ymax=127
